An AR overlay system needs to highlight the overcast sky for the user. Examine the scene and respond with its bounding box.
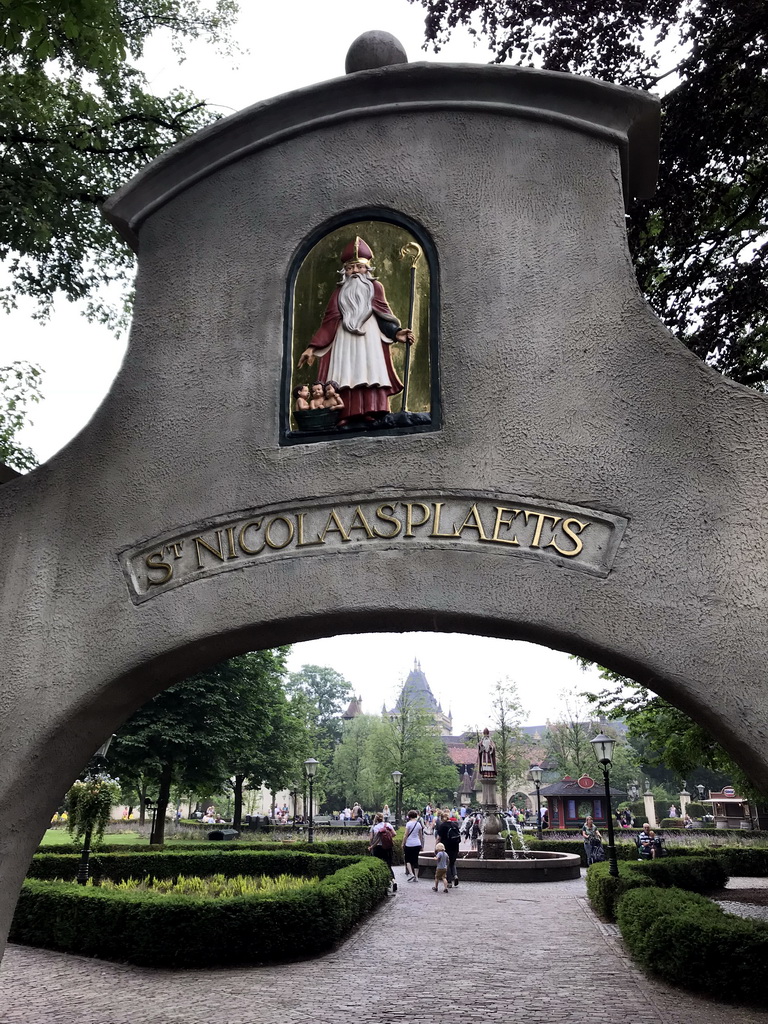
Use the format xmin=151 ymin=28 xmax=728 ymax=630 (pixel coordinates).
xmin=2 ymin=0 xmax=608 ymax=730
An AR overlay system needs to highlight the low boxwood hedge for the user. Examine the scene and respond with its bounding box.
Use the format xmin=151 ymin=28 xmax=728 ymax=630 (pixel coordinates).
xmin=586 ymin=855 xmax=727 ymax=919
xmin=617 ymin=887 xmax=768 ymax=1004
xmin=34 ymin=835 xmax=402 ymax=863
xmin=27 ymin=848 xmax=364 ymax=883
xmin=13 ymin=850 xmax=390 ymax=966
xmin=525 ymin=837 xmax=639 ymax=865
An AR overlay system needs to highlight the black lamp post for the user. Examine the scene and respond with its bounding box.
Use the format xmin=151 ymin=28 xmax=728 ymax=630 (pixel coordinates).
xmin=391 ymin=770 xmax=403 ymax=826
xmin=591 ymin=733 xmax=619 ymax=877
xmin=76 ymin=735 xmax=115 ymax=885
xmin=145 ymin=798 xmax=158 ymax=844
xmin=529 ymin=764 xmax=543 ymax=841
xmin=304 ymin=758 xmax=319 ymax=843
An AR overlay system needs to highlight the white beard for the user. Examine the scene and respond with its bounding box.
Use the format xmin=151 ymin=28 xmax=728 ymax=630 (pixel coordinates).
xmin=338 ymin=273 xmax=374 ymax=334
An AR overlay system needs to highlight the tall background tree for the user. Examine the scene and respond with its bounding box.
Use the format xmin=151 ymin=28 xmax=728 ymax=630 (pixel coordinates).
xmin=411 ymin=0 xmax=768 ymax=387
xmin=1 ymin=0 xmax=237 ymax=326
xmin=368 ymin=694 xmax=457 ymax=811
xmin=109 ymin=647 xmax=297 ymax=841
xmin=285 ymin=664 xmax=352 ymax=804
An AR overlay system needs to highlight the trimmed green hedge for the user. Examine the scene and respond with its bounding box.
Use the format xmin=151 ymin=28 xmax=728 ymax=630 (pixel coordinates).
xmin=525 ymin=837 xmax=639 ymax=865
xmin=27 ymin=848 xmax=365 ymax=882
xmin=13 ymin=850 xmax=390 ymax=966
xmin=34 ymin=835 xmax=401 ymax=862
xmin=586 ymin=856 xmax=728 ymax=919
xmin=617 ymin=887 xmax=768 ymax=1005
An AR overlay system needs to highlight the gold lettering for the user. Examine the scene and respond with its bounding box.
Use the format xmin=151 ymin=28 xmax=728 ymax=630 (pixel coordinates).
xmin=404 ymin=502 xmax=431 ymax=537
xmin=166 ymin=541 xmax=184 ymax=559
xmin=297 ymin=512 xmax=324 ymax=547
xmin=490 ymin=506 xmax=521 ymax=546
xmin=194 ymin=532 xmax=226 ymax=569
xmin=524 ymin=511 xmax=562 ymax=548
xmin=431 ymin=502 xmax=459 ymax=538
xmin=265 ymin=515 xmax=295 ymax=549
xmin=146 ymin=551 xmax=173 ymax=586
xmin=347 ymin=505 xmax=375 ymax=539
xmin=455 ymin=503 xmax=488 ymax=541
xmin=546 ymin=517 xmax=589 ymax=558
xmin=319 ymin=509 xmax=351 ymax=543
xmin=225 ymin=526 xmax=238 ymax=559
xmin=373 ymin=504 xmax=402 ymax=539
xmin=238 ymin=519 xmax=264 ymax=555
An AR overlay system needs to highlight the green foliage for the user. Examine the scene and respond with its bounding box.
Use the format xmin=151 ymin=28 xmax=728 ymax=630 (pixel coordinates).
xmin=367 ymin=693 xmax=457 ymax=808
xmin=98 ymin=871 xmax=316 ymax=897
xmin=586 ymin=861 xmax=656 ymax=918
xmin=66 ymin=775 xmax=121 ymax=847
xmin=286 ymin=664 xmax=352 ymax=799
xmin=109 ymin=648 xmax=296 ymax=840
xmin=617 ymin=887 xmax=768 ymax=1004
xmin=0 ymin=362 xmax=42 ymax=469
xmin=580 ymin=667 xmax=760 ymax=797
xmin=12 ymin=851 xmax=390 ymax=966
xmin=487 ymin=678 xmax=527 ymax=808
xmin=587 ymin=855 xmax=727 ymax=919
xmin=1 ymin=0 xmax=238 ymax=323
xmin=329 ymin=714 xmax=379 ymax=807
xmin=412 ymin=0 xmax=768 ymax=388
xmin=544 ymin=695 xmax=600 ymax=779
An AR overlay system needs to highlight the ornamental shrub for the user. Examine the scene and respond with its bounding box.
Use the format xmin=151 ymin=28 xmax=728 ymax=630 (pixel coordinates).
xmin=12 ymin=853 xmax=390 ymax=966
xmin=27 ymin=849 xmax=361 ymax=883
xmin=586 ymin=855 xmax=727 ymax=920
xmin=66 ymin=775 xmax=121 ymax=848
xmin=617 ymin=887 xmax=768 ymax=1004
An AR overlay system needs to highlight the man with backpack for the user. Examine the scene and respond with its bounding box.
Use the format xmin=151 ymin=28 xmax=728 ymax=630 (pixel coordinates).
xmin=435 ymin=811 xmax=462 ymax=887
xmin=369 ymin=812 xmax=397 ymax=892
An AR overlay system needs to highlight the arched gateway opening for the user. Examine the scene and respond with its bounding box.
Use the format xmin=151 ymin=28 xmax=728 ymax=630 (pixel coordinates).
xmin=2 ymin=37 xmax=768 ymax=961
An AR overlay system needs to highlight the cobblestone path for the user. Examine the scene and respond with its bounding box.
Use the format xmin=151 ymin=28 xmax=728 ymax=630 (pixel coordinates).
xmin=2 ymin=868 xmax=767 ymax=1024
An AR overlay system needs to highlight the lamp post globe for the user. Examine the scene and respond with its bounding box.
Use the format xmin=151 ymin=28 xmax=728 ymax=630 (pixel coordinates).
xmin=529 ymin=764 xmax=543 ymax=841
xmin=304 ymin=758 xmax=319 ymax=843
xmin=590 ymin=734 xmax=619 ymax=878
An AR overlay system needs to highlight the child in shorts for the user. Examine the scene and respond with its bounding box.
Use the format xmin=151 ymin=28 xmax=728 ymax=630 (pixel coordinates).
xmin=433 ymin=842 xmax=450 ymax=892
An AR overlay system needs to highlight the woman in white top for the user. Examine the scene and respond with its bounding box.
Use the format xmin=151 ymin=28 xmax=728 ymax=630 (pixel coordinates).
xmin=403 ymin=809 xmax=424 ymax=881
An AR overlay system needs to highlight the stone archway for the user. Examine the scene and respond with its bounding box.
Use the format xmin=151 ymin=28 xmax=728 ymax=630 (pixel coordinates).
xmin=2 ymin=44 xmax=768 ymax=961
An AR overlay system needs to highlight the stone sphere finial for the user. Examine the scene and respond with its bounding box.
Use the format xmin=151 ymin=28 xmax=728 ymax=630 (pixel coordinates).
xmin=345 ymin=31 xmax=408 ymax=74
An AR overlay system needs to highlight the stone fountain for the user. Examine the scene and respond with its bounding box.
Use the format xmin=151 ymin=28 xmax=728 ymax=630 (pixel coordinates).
xmin=419 ymin=728 xmax=580 ymax=882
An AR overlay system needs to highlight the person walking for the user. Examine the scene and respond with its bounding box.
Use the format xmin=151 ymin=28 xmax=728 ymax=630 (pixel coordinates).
xmin=433 ymin=843 xmax=450 ymax=892
xmin=403 ymin=809 xmax=424 ymax=882
xmin=435 ymin=811 xmax=462 ymax=887
xmin=369 ymin=812 xmax=397 ymax=892
xmin=581 ymin=815 xmax=604 ymax=865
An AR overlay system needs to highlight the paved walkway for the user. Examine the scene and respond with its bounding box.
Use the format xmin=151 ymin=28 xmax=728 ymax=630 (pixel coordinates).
xmin=2 ymin=867 xmax=768 ymax=1024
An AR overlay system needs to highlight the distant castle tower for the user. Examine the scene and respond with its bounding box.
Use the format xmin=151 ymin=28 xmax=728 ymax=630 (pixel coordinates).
xmin=387 ymin=659 xmax=453 ymax=736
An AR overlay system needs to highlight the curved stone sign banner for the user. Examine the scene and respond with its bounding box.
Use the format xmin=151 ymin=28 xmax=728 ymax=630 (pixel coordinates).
xmin=122 ymin=491 xmax=628 ymax=602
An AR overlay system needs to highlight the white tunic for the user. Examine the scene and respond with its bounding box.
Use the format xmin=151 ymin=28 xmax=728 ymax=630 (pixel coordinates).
xmin=320 ymin=315 xmax=394 ymax=390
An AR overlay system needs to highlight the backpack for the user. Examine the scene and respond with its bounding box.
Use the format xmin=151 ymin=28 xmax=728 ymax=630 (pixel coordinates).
xmin=378 ymin=827 xmax=394 ymax=850
xmin=446 ymin=822 xmax=461 ymax=844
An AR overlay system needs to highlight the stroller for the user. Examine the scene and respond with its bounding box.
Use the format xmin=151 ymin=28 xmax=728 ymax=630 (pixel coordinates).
xmin=585 ymin=834 xmax=606 ymax=865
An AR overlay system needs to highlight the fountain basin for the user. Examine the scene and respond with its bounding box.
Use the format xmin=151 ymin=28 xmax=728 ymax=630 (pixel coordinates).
xmin=418 ymin=850 xmax=580 ymax=882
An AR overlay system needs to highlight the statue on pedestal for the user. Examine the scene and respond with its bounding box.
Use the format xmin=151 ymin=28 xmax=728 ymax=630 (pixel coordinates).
xmin=478 ymin=728 xmax=497 ymax=778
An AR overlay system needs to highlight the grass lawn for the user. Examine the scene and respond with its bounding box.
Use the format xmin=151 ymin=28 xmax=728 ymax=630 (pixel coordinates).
xmin=39 ymin=830 xmax=148 ymax=846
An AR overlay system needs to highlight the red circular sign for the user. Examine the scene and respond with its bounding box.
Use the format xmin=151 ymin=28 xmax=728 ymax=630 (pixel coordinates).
xmin=578 ymin=775 xmax=595 ymax=789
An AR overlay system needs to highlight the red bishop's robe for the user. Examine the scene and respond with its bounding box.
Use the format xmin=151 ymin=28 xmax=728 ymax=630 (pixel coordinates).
xmin=308 ymin=280 xmax=404 ymax=418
